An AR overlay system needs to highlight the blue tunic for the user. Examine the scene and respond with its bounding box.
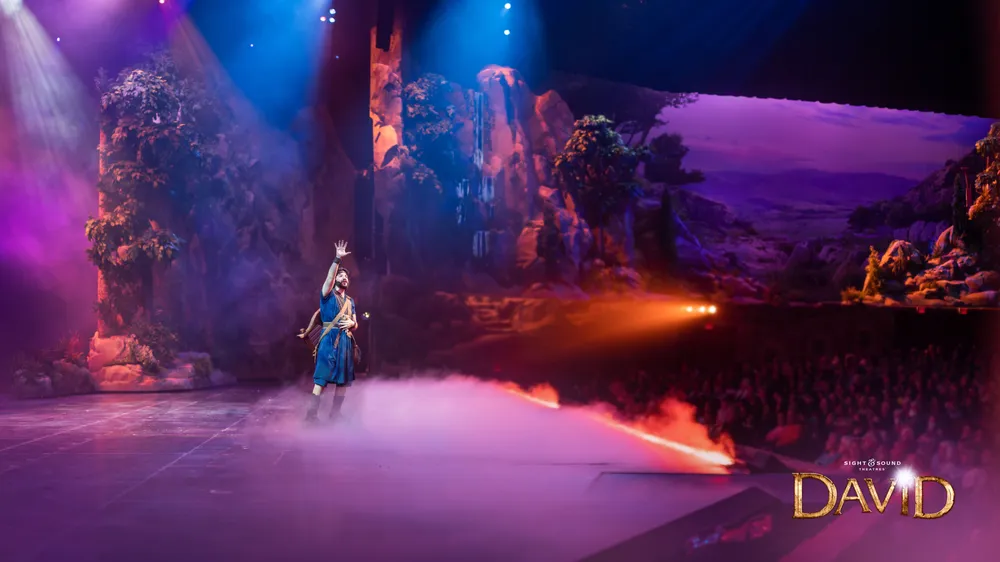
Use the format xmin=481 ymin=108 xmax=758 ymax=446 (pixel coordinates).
xmin=312 ymin=290 xmax=356 ymax=387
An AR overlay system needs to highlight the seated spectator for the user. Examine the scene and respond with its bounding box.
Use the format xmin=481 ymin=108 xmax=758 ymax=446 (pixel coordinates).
xmin=815 ymin=433 xmax=841 ymax=466
xmin=578 ymin=344 xmax=990 ymax=473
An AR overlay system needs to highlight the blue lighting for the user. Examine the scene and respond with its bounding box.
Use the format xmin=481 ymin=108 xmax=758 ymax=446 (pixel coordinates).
xmin=329 ymin=8 xmax=336 ymax=15
xmin=504 ymin=2 xmax=511 ymax=8
xmin=503 ymin=29 xmax=510 ymax=35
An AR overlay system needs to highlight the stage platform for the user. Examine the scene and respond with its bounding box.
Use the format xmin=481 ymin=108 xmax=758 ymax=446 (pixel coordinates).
xmin=0 ymin=383 xmax=843 ymax=562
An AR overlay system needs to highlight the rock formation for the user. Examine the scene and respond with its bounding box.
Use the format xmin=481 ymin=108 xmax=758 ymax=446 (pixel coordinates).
xmin=851 ymin=125 xmax=1000 ymax=308
xmin=856 ymin=231 xmax=998 ymax=307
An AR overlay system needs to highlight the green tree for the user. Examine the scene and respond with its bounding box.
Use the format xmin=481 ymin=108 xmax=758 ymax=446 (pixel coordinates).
xmin=402 ymin=73 xmax=470 ymax=187
xmin=553 ymin=115 xmax=649 ymax=263
xmin=87 ymin=68 xmax=195 ymax=342
xmin=952 ymin=174 xmax=967 ymax=234
xmin=971 ymin=123 xmax=1000 ymax=265
xmin=88 ymin=51 xmax=311 ymax=372
xmin=554 ymin=76 xmax=696 ymax=145
xmin=645 ymin=133 xmax=705 ymax=185
xmin=537 ymin=201 xmax=565 ymax=282
xmin=399 ymin=74 xmax=474 ymax=270
xmin=861 ymin=246 xmax=883 ymax=297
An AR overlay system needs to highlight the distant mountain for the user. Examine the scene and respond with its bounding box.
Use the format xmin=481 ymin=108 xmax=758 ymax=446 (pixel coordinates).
xmin=681 ymin=169 xmax=917 ymax=239
xmin=847 ymin=151 xmax=986 ymax=232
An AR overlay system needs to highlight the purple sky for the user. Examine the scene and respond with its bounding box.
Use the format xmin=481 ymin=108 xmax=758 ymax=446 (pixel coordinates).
xmin=653 ymin=95 xmax=995 ymax=180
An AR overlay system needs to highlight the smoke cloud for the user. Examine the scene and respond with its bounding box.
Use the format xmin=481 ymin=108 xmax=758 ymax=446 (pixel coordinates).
xmin=250 ymin=375 xmax=729 ymax=474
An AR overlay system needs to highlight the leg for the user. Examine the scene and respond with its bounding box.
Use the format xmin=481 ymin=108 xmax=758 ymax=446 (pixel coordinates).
xmin=305 ymin=383 xmax=325 ymax=422
xmin=329 ymin=384 xmax=347 ymax=421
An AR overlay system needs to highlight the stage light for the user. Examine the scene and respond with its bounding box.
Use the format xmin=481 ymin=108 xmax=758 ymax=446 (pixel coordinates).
xmin=249 ymin=43 xmax=254 ymax=47
xmin=55 ymin=37 xmax=60 ymax=42
xmin=503 ymin=29 xmax=510 ymax=35
xmin=363 ymin=312 xmax=370 ymax=319
xmin=504 ymin=2 xmax=511 ymax=8
xmin=698 ymin=306 xmax=706 ymax=314
xmin=320 ymin=16 xmax=327 ymax=21
xmin=685 ymin=306 xmax=694 ymax=313
xmin=159 ymin=0 xmax=165 ymax=4
xmin=1 ymin=0 xmax=23 ymax=16
xmin=329 ymin=18 xmax=335 ymax=23
xmin=896 ymin=467 xmax=916 ymax=487
xmin=329 ymin=8 xmax=336 ymax=15
xmin=708 ymin=305 xmax=717 ymax=314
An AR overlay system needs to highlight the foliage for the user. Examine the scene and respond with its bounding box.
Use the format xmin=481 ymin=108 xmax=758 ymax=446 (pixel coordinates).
xmin=87 ymin=63 xmax=204 ymax=338
xmin=657 ymin=188 xmax=678 ymax=268
xmin=537 ymin=201 xmax=565 ymax=281
xmin=402 ymin=73 xmax=470 ymax=186
xmin=970 ymin=123 xmax=1000 ymax=265
xmin=9 ymin=332 xmax=93 ymax=398
xmin=12 ymin=333 xmax=88 ymax=372
xmin=861 ymin=246 xmax=883 ymax=297
xmin=847 ymin=199 xmax=918 ymax=231
xmin=840 ymin=286 xmax=864 ymax=304
xmin=84 ymin=49 xmax=315 ymax=377
xmin=952 ymin=173 xmax=968 ymax=237
xmin=553 ymin=115 xmax=650 ymax=261
xmin=555 ymin=77 xmax=696 ymax=145
xmin=107 ymin=337 xmax=160 ymax=373
xmin=397 ymin=74 xmax=473 ymax=269
xmin=644 ymin=133 xmax=705 ymax=185
xmin=129 ymin=318 xmax=180 ymax=367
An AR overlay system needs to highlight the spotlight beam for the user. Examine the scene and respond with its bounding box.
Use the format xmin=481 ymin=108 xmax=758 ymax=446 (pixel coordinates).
xmin=1 ymin=3 xmax=91 ymax=173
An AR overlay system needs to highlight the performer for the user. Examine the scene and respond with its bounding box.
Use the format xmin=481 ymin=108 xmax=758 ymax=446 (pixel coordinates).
xmin=298 ymin=240 xmax=357 ymax=422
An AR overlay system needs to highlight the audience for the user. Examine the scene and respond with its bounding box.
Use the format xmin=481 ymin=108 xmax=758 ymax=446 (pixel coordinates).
xmin=560 ymin=344 xmax=995 ymax=491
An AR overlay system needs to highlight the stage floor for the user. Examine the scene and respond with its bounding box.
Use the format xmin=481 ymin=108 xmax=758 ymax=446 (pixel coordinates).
xmin=0 ymin=383 xmax=804 ymax=562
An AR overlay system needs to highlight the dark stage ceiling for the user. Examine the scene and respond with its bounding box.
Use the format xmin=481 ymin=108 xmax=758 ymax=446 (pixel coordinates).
xmin=403 ymin=0 xmax=996 ymax=118
xmin=19 ymin=0 xmax=995 ymax=119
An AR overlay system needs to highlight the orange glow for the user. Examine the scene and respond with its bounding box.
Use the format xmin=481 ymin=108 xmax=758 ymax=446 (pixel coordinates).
xmin=684 ymin=304 xmax=718 ymax=316
xmin=502 ymin=383 xmax=734 ymax=467
xmin=501 ymin=382 xmax=560 ymax=409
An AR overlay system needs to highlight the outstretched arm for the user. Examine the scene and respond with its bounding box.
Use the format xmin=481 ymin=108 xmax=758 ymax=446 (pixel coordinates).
xmin=321 ymin=240 xmax=351 ymax=297
xmin=321 ymin=260 xmax=340 ymax=298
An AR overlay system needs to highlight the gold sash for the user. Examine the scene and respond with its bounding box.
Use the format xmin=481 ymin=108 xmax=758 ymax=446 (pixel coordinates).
xmin=313 ymin=294 xmax=352 ymax=359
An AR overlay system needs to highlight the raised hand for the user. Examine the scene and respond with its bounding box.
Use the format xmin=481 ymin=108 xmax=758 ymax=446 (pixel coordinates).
xmin=335 ymin=240 xmax=351 ymax=259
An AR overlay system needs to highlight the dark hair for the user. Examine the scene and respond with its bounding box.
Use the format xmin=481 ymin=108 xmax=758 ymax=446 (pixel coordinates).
xmin=338 ymin=267 xmax=351 ymax=279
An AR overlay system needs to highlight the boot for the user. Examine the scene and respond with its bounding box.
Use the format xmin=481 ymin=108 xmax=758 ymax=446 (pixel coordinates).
xmin=329 ymin=395 xmax=346 ymax=422
xmin=304 ymin=393 xmax=321 ymax=422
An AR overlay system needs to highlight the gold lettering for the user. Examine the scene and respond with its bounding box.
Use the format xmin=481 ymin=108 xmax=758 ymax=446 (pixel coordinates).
xmin=900 ymin=481 xmax=909 ymax=516
xmin=793 ymin=473 xmax=836 ymax=519
xmin=835 ymin=478 xmax=870 ymax=515
xmin=865 ymin=478 xmax=895 ymax=514
xmin=914 ymin=476 xmax=955 ymax=519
